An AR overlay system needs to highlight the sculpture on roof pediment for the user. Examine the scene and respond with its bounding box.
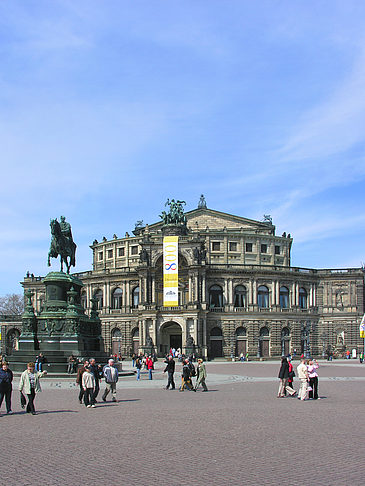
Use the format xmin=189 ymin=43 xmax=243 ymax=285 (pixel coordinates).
xmin=193 ymin=242 xmax=207 ymax=264
xmin=160 ymin=198 xmax=187 ymax=226
xmin=263 ymin=215 xmax=272 ymax=224
xmin=198 ymin=194 xmax=207 ymax=209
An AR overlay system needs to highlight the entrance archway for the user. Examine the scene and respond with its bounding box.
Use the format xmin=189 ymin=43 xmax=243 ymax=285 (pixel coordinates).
xmin=159 ymin=321 xmax=182 ymax=356
xmin=209 ymin=327 xmax=223 ymax=358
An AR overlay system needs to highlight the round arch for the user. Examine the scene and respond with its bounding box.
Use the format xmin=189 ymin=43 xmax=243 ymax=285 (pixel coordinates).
xmin=159 ymin=321 xmax=183 ymax=357
xmin=209 ymin=326 xmax=223 ymax=358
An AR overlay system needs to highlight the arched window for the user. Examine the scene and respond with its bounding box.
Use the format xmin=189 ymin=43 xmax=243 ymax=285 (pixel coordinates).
xmin=235 ymin=326 xmax=247 ymax=337
xmin=210 ymin=327 xmax=223 ymax=336
xmin=112 ymin=328 xmax=122 ymax=338
xmin=93 ymin=289 xmax=103 ymax=310
xmin=280 ymin=286 xmax=289 ymax=309
xmin=132 ymin=286 xmax=140 ymax=308
xmin=81 ymin=292 xmax=87 ymax=309
xmin=234 ymin=285 xmax=247 ymax=308
xmin=132 ymin=327 xmax=139 ymax=338
xmin=209 ymin=285 xmax=223 ymax=308
xmin=260 ymin=326 xmax=269 ymax=337
xmin=299 ymin=288 xmax=307 ymax=309
xmin=281 ymin=327 xmax=290 ymax=338
xmin=258 ymin=285 xmax=269 ymax=308
xmin=112 ymin=287 xmax=123 ymax=309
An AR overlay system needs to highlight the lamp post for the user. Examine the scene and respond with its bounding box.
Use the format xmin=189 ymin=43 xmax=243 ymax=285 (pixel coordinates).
xmin=301 ymin=321 xmax=312 ymax=358
xmin=256 ymin=334 xmax=261 ymax=358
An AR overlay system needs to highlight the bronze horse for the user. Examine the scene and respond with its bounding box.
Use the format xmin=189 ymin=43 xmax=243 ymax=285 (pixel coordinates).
xmin=48 ymin=219 xmax=76 ymax=273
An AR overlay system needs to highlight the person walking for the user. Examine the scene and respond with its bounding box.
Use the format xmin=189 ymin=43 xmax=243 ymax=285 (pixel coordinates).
xmin=146 ymin=355 xmax=154 ymax=380
xmin=76 ymin=360 xmax=89 ymax=404
xmin=19 ymin=362 xmax=47 ymax=415
xmin=102 ymin=359 xmax=119 ymax=402
xmin=136 ymin=356 xmax=142 ymax=381
xmin=82 ymin=365 xmax=96 ymax=408
xmin=307 ymin=359 xmax=320 ymax=400
xmin=164 ymin=355 xmax=175 ymax=390
xmin=0 ymin=361 xmax=13 ymax=414
xmin=277 ymin=357 xmax=296 ymax=398
xmin=288 ymin=357 xmax=295 ymax=391
xmin=89 ymin=358 xmax=101 ymax=403
xmin=195 ymin=358 xmax=208 ymax=391
xmin=297 ymin=357 xmax=309 ymax=401
xmin=180 ymin=359 xmax=195 ymax=391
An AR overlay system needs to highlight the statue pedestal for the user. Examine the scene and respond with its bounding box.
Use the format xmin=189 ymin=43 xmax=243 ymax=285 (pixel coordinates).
xmin=10 ymin=272 xmax=107 ymax=372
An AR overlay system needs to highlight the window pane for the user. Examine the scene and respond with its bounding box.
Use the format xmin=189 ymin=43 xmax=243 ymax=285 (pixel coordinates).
xmin=246 ymin=243 xmax=253 ymax=252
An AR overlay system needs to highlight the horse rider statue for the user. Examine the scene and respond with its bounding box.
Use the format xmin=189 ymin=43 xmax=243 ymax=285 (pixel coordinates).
xmin=48 ymin=216 xmax=77 ymax=274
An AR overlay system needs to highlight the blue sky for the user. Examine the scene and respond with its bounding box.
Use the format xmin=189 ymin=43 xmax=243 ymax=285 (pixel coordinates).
xmin=1 ymin=0 xmax=365 ymax=294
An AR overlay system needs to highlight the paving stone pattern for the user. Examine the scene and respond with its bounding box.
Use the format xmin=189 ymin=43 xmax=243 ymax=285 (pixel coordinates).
xmin=1 ymin=361 xmax=365 ymax=485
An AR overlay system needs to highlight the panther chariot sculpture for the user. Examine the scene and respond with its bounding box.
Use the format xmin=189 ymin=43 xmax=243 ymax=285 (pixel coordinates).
xmin=48 ymin=216 xmax=77 ymax=274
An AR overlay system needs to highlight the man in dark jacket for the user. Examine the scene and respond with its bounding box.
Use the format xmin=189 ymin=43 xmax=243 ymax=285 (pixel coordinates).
xmin=164 ymin=355 xmax=175 ymax=390
xmin=0 ymin=361 xmax=13 ymax=414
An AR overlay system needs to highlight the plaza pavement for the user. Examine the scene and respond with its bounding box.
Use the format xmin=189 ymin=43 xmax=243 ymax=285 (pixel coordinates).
xmin=1 ymin=360 xmax=365 ymax=485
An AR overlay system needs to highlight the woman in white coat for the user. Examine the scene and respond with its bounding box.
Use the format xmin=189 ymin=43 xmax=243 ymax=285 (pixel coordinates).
xmin=19 ymin=362 xmax=47 ymax=415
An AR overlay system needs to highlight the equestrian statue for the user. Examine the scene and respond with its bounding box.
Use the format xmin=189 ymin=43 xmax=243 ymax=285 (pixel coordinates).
xmin=48 ymin=216 xmax=77 ymax=273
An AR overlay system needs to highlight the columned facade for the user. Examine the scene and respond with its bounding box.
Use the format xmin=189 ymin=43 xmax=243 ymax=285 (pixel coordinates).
xmin=20 ymin=205 xmax=365 ymax=359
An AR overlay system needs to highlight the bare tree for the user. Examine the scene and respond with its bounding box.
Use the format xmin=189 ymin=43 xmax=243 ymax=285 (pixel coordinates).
xmin=0 ymin=294 xmax=24 ymax=315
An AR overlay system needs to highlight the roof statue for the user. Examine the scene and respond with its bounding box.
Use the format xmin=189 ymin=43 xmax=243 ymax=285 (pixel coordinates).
xmin=48 ymin=216 xmax=77 ymax=274
xmin=198 ymin=194 xmax=207 ymax=209
xmin=262 ymin=214 xmax=272 ymax=224
xmin=160 ymin=198 xmax=187 ymax=226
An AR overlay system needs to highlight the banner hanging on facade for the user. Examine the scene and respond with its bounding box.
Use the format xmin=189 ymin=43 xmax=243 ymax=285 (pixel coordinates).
xmin=163 ymin=236 xmax=179 ymax=307
xmin=360 ymin=314 xmax=365 ymax=338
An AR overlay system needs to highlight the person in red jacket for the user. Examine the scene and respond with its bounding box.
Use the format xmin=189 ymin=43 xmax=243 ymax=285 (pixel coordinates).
xmin=146 ymin=355 xmax=154 ymax=380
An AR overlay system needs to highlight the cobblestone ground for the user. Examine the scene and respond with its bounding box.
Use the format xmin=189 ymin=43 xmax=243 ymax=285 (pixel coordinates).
xmin=1 ymin=360 xmax=365 ymax=485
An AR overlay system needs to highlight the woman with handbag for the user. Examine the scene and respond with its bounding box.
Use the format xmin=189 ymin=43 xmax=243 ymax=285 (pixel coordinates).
xmin=19 ymin=362 xmax=47 ymax=415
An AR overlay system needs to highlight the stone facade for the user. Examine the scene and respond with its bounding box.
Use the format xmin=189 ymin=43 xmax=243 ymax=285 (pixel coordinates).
xmin=21 ymin=206 xmax=365 ymax=359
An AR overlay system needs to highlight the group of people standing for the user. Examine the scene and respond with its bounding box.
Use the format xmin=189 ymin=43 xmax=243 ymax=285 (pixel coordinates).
xmin=278 ymin=356 xmax=320 ymax=401
xmin=163 ymin=355 xmax=208 ymax=392
xmin=76 ymin=358 xmax=119 ymax=408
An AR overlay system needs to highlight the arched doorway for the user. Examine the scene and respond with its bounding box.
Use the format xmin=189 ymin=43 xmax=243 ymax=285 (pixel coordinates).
xmin=235 ymin=326 xmax=247 ymax=357
xmin=111 ymin=328 xmax=122 ymax=356
xmin=159 ymin=321 xmax=182 ymax=356
xmin=209 ymin=327 xmax=223 ymax=358
xmin=259 ymin=326 xmax=270 ymax=357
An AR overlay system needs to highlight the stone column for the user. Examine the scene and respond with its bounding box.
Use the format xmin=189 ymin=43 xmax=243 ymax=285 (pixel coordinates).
xmin=138 ymin=320 xmax=143 ymax=351
xmin=202 ymin=318 xmax=207 ymax=358
xmin=193 ymin=318 xmax=198 ymax=346
xmin=249 ymin=279 xmax=254 ymax=305
xmin=275 ymin=281 xmax=280 ymax=306
xmin=229 ymin=279 xmax=233 ymax=305
xmin=291 ymin=282 xmax=295 ymax=307
xmin=151 ymin=318 xmax=157 ymax=348
xmin=195 ymin=275 xmax=199 ymax=302
xmin=310 ymin=285 xmax=313 ymax=307
xmin=126 ymin=281 xmax=130 ymax=308
xmin=253 ymin=280 xmax=257 ymax=306
xmin=122 ymin=281 xmax=126 ymax=307
xmin=202 ymin=274 xmax=206 ymax=302
xmin=103 ymin=282 xmax=108 ymax=311
xmin=224 ymin=279 xmax=228 ymax=306
xmin=152 ymin=275 xmax=156 ymax=304
xmin=313 ymin=285 xmax=316 ymax=307
xmin=295 ymin=283 xmax=299 ymax=307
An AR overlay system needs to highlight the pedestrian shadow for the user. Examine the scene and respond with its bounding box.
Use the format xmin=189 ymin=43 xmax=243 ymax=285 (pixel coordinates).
xmin=117 ymin=399 xmax=141 ymax=403
xmin=30 ymin=410 xmax=78 ymax=415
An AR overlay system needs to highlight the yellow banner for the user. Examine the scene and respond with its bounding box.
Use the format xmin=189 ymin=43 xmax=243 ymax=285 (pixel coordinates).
xmin=163 ymin=236 xmax=179 ymax=306
xmin=360 ymin=314 xmax=365 ymax=338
